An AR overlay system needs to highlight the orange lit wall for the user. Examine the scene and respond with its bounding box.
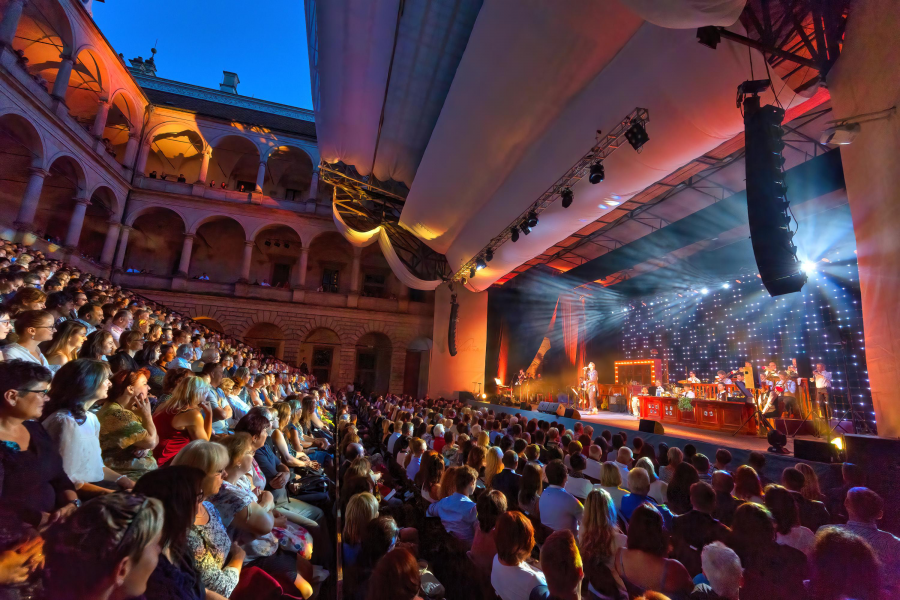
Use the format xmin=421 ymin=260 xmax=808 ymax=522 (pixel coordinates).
xmin=830 ymin=0 xmax=900 ymax=437
xmin=429 ymin=283 xmax=489 ymax=399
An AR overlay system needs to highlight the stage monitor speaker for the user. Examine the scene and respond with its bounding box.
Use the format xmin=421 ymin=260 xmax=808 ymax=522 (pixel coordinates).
xmin=793 ymin=438 xmax=839 ymax=463
xmin=639 ymin=419 xmax=665 ymax=435
xmin=743 ymin=92 xmax=806 ymax=296
xmin=520 ymin=402 xmax=530 ymax=410
xmin=537 ymin=402 xmax=560 ymax=415
xmin=609 ymin=394 xmax=628 ymax=413
xmin=458 ymin=391 xmax=475 ymax=402
xmin=563 ymin=408 xmax=581 ymax=419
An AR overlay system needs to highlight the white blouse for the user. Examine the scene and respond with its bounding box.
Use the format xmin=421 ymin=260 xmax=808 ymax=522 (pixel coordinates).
xmin=2 ymin=343 xmax=50 ymax=367
xmin=42 ymin=410 xmax=105 ymax=486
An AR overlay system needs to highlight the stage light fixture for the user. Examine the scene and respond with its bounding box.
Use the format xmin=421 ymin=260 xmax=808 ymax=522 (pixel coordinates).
xmin=520 ymin=222 xmax=532 ymax=235
xmin=802 ymin=261 xmax=817 ymax=273
xmin=485 ymin=248 xmax=493 ymax=262
xmin=722 ymin=283 xmax=730 ymax=289
xmin=560 ymin=188 xmax=574 ymax=208
xmin=475 ymin=257 xmax=487 ymax=271
xmin=700 ymin=288 xmax=709 ymax=295
xmin=589 ymin=161 xmax=605 ymax=184
xmin=274 ymin=242 xmax=281 ymax=247
xmin=510 ymin=228 xmax=519 ymax=243
xmin=696 ymin=26 xmax=721 ymax=49
xmin=625 ymin=120 xmax=649 ymax=151
xmin=469 ymin=267 xmax=476 ymax=278
xmin=265 ymin=240 xmax=271 ymax=247
xmin=526 ymin=211 xmax=538 ymax=228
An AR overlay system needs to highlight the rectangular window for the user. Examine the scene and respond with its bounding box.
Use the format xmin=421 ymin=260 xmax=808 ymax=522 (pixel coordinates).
xmin=322 ymin=268 xmax=339 ymax=293
xmin=362 ymin=273 xmax=386 ymax=298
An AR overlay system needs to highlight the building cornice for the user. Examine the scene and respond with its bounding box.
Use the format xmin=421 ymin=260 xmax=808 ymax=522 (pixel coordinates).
xmin=132 ymin=74 xmax=315 ymax=122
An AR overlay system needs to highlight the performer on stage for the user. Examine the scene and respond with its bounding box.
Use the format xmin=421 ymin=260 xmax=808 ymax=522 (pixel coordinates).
xmin=812 ymin=362 xmax=832 ymax=417
xmin=715 ymin=382 xmax=728 ymax=402
xmin=760 ymin=361 xmax=779 ymax=389
xmin=778 ymin=371 xmax=800 ymax=418
xmin=715 ymin=370 xmax=732 ymax=385
xmin=586 ymin=362 xmax=598 ymax=413
xmin=516 ymin=369 xmax=526 ymax=385
xmin=687 ymin=371 xmax=700 ymax=383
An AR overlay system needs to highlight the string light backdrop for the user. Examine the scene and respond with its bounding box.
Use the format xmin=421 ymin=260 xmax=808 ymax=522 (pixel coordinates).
xmin=617 ymin=260 xmax=875 ymax=433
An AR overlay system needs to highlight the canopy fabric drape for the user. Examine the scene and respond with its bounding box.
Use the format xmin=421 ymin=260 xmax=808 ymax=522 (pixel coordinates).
xmin=332 ymin=201 xmax=442 ymax=290
xmin=617 ymin=0 xmax=746 ymax=28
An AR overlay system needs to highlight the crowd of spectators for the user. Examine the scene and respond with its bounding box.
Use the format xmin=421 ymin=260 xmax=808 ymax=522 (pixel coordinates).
xmin=0 ymin=242 xmax=338 ymax=599
xmin=336 ymin=396 xmax=898 ymax=600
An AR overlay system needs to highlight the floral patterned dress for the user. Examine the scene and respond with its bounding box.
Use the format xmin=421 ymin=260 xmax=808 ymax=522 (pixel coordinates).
xmin=97 ymin=401 xmax=157 ymax=479
xmin=187 ymin=502 xmax=239 ymax=597
xmin=212 ymin=478 xmax=313 ymax=560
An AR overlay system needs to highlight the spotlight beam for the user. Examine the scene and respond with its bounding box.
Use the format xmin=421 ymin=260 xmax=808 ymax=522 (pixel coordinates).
xmin=452 ymin=107 xmax=650 ymax=281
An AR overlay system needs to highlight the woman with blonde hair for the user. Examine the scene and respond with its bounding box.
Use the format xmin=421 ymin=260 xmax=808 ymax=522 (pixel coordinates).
xmin=343 ymin=492 xmax=379 ymax=567
xmin=170 ymin=440 xmax=245 ymax=597
xmin=597 ymin=462 xmax=629 ymax=511
xmin=580 ymin=489 xmax=627 ymax=567
xmin=795 ymin=462 xmax=826 ymax=502
xmin=483 ymin=446 xmax=504 ymax=489
xmin=477 ymin=430 xmax=490 ymax=449
xmin=152 ymin=376 xmax=212 ymax=466
xmin=270 ymin=401 xmax=319 ymax=470
xmin=212 ymin=434 xmax=316 ymax=598
xmin=44 ymin=320 xmax=87 ymax=370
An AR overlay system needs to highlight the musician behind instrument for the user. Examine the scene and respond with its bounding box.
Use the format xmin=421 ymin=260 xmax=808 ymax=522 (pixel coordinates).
xmin=687 ymin=370 xmax=700 ymax=384
xmin=760 ymin=373 xmax=787 ymax=420
xmin=716 ymin=382 xmax=728 ymax=402
xmin=516 ymin=369 xmax=526 ymax=386
xmin=649 ymin=379 xmax=666 ymax=397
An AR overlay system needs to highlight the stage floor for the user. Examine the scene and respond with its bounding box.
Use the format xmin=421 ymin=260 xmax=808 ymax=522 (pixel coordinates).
xmin=468 ymin=401 xmax=845 ymax=488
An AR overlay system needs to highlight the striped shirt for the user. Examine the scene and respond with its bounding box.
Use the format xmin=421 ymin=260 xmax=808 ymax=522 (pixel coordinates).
xmin=820 ymin=521 xmax=900 ymax=594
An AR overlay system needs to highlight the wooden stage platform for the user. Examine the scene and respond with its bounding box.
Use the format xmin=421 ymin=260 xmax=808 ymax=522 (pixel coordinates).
xmin=466 ymin=400 xmax=845 ymax=488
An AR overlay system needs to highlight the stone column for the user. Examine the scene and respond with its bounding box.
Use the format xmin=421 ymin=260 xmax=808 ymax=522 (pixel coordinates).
xmin=14 ymin=167 xmax=48 ymax=230
xmin=0 ymin=0 xmax=27 ymax=47
xmin=308 ymin=170 xmax=319 ymax=201
xmin=64 ymin=197 xmax=91 ymax=247
xmin=51 ymin=55 xmax=74 ymax=100
xmin=100 ymin=222 xmax=120 ymax=265
xmin=176 ymin=234 xmax=195 ymax=277
xmin=113 ymin=226 xmax=131 ymax=269
xmin=91 ymin=98 xmax=110 ymax=138
xmin=123 ymin=134 xmax=139 ymax=167
xmin=297 ymin=246 xmax=310 ymax=287
xmin=255 ymin=160 xmax=266 ymax=193
xmin=239 ymin=239 xmax=253 ymax=282
xmin=350 ymin=246 xmax=362 ymax=293
xmin=135 ymin=141 xmax=152 ymax=175
xmin=196 ymin=147 xmax=212 ymax=184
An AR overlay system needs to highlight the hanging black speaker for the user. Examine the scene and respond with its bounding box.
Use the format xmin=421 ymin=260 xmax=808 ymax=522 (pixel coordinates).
xmin=742 ymin=82 xmax=806 ymax=296
xmin=448 ymin=292 xmax=459 ymax=357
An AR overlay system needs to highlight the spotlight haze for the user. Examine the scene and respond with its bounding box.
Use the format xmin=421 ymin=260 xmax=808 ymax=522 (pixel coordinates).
xmin=722 ymin=283 xmax=730 ymax=289
xmin=700 ymin=288 xmax=709 ymax=295
xmin=802 ymin=261 xmax=817 ymax=273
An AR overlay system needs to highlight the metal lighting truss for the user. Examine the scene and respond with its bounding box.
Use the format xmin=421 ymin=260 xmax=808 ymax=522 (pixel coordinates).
xmin=453 ymin=107 xmax=649 ymax=281
xmin=321 ymin=163 xmax=453 ymax=283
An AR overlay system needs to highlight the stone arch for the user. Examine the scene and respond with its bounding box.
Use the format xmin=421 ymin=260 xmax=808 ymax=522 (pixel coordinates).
xmin=103 ymin=90 xmax=138 ymax=164
xmin=308 ymin=231 xmax=354 ymax=294
xmin=261 ymin=145 xmax=314 ymax=200
xmin=78 ymin=185 xmax=117 ymax=260
xmin=123 ymin=206 xmax=187 ymax=276
xmin=360 ymin=241 xmax=396 ymax=299
xmin=144 ymin=121 xmax=206 ymax=181
xmin=190 ymin=216 xmax=248 ymax=282
xmin=125 ymin=203 xmax=188 ymax=229
xmin=243 ymin=321 xmax=286 ymax=360
xmin=355 ymin=331 xmax=393 ymax=395
xmin=194 ymin=317 xmax=225 ymax=333
xmin=0 ymin=112 xmax=45 ymax=226
xmin=299 ymin=327 xmax=342 ymax=385
xmin=12 ymin=0 xmax=76 ymax=93
xmin=33 ymin=153 xmax=87 ymax=242
xmin=248 ymin=224 xmax=303 ymax=287
xmin=208 ymin=134 xmax=261 ymax=192
xmin=65 ymin=45 xmax=108 ymax=126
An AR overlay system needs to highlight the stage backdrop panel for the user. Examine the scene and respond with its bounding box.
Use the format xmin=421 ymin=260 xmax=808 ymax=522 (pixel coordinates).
xmin=429 ymin=283 xmax=488 ymax=399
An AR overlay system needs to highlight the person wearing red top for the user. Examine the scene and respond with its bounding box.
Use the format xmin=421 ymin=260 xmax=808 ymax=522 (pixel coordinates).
xmin=152 ymin=375 xmax=211 ymax=465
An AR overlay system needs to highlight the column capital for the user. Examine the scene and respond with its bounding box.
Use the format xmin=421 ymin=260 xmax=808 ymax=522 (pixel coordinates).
xmin=58 ymin=52 xmax=73 ymax=62
xmin=300 ymin=244 xmax=311 ymax=253
xmin=244 ymin=239 xmax=255 ymax=247
xmin=98 ymin=96 xmax=110 ymax=106
xmin=106 ymin=218 xmax=122 ymax=227
xmin=352 ymin=245 xmax=363 ymax=257
xmin=183 ymin=233 xmax=196 ymax=241
xmin=27 ymin=167 xmax=50 ymax=178
xmin=74 ymin=197 xmax=91 ymax=206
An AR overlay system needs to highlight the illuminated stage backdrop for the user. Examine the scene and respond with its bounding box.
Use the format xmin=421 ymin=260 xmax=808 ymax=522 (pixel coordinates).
xmin=616 ymin=264 xmax=875 ymax=433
